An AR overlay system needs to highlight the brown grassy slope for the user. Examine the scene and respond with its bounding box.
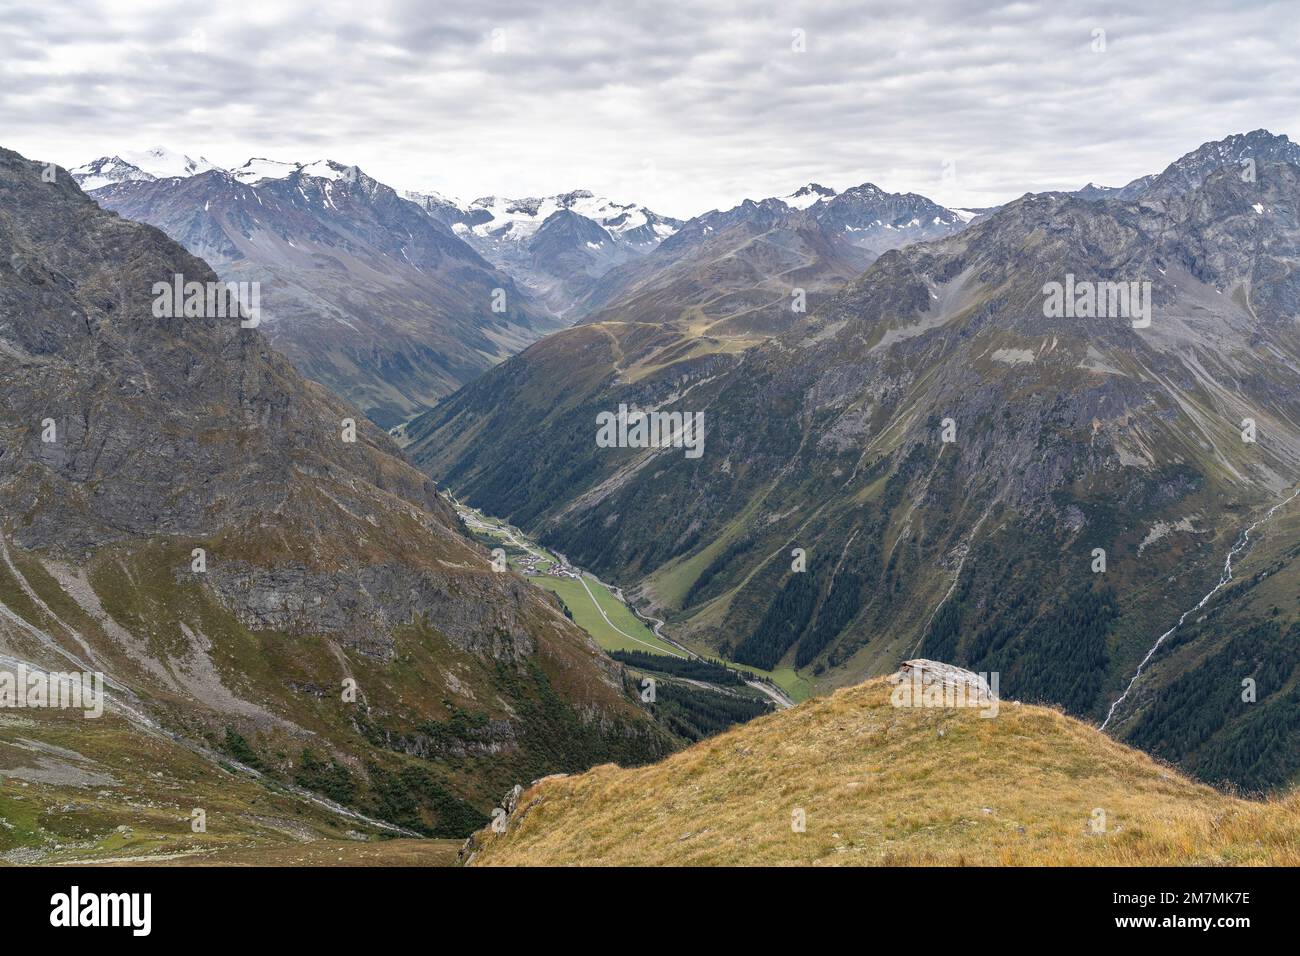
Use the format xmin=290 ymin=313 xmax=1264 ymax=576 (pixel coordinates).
xmin=466 ymin=677 xmax=1300 ymax=866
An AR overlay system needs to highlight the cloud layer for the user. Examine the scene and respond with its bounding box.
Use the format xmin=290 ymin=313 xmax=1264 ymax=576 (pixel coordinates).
xmin=2 ymin=0 xmax=1297 ymax=216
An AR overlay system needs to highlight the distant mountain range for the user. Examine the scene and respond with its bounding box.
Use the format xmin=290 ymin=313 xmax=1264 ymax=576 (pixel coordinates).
xmin=72 ymin=147 xmax=978 ymax=426
xmin=405 ymin=188 xmax=684 ymax=317
xmin=408 ymin=130 xmax=1300 ymax=795
xmin=573 ymin=180 xmax=972 ymax=334
xmin=84 ymin=156 xmax=558 ymax=428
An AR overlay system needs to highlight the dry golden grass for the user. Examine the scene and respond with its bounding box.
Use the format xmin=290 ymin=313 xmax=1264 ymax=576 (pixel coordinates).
xmin=468 ymin=678 xmax=1300 ymax=866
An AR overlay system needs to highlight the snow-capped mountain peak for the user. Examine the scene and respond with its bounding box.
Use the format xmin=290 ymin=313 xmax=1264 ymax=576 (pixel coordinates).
xmin=231 ymin=157 xmax=299 ymax=184
xmin=298 ymin=159 xmax=361 ymax=182
xmin=231 ymin=157 xmax=363 ymax=186
xmin=779 ymin=183 xmax=838 ymax=209
xmin=398 ymin=187 xmax=683 ymax=315
xmin=72 ymin=146 xmax=219 ymax=190
xmin=71 ymin=156 xmax=153 ymax=191
xmin=452 ymin=190 xmax=680 ymax=245
xmin=124 ymin=145 xmax=218 ymax=179
xmin=403 ymin=187 xmax=464 ymax=209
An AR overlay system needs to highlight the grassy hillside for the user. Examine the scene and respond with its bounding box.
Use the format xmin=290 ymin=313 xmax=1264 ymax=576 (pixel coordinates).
xmin=465 ymin=676 xmax=1300 ymax=866
xmin=0 ymin=703 xmax=401 ymax=864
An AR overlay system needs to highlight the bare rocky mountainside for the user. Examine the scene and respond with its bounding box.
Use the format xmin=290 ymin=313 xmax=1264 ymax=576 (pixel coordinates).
xmin=85 ymin=160 xmax=561 ymax=428
xmin=409 ymin=132 xmax=1300 ymax=794
xmin=0 ymin=146 xmax=671 ymax=861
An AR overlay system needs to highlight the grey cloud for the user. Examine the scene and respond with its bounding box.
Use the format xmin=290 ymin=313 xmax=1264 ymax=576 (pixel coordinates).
xmin=0 ymin=0 xmax=1296 ymax=217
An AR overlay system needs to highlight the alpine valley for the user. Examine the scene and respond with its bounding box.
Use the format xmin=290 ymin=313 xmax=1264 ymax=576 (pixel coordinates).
xmin=409 ymin=130 xmax=1300 ymax=796
xmin=4 ymin=127 xmax=1300 ymax=867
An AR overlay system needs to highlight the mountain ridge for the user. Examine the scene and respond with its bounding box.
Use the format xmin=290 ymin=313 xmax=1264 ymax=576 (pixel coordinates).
xmin=1070 ymin=128 xmax=1300 ymax=201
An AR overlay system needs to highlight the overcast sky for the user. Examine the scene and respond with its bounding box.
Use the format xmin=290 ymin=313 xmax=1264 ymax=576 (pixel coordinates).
xmin=2 ymin=0 xmax=1297 ymax=218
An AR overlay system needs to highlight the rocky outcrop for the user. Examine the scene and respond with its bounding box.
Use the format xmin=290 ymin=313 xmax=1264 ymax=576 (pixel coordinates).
xmin=890 ymin=660 xmax=996 ymax=699
xmin=457 ymin=776 xmax=566 ymax=865
xmin=205 ymin=562 xmax=539 ymax=662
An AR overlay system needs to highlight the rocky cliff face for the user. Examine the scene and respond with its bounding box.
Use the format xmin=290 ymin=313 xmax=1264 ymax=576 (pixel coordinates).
xmin=410 ymin=139 xmax=1300 ymax=793
xmin=0 ymin=146 xmax=670 ymax=836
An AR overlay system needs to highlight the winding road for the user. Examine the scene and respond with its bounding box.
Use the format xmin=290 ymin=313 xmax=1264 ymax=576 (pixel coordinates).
xmin=457 ymin=500 xmax=795 ymax=708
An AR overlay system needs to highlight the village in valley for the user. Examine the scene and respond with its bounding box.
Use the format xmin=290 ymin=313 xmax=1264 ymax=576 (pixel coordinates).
xmin=515 ymin=550 xmax=578 ymax=581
